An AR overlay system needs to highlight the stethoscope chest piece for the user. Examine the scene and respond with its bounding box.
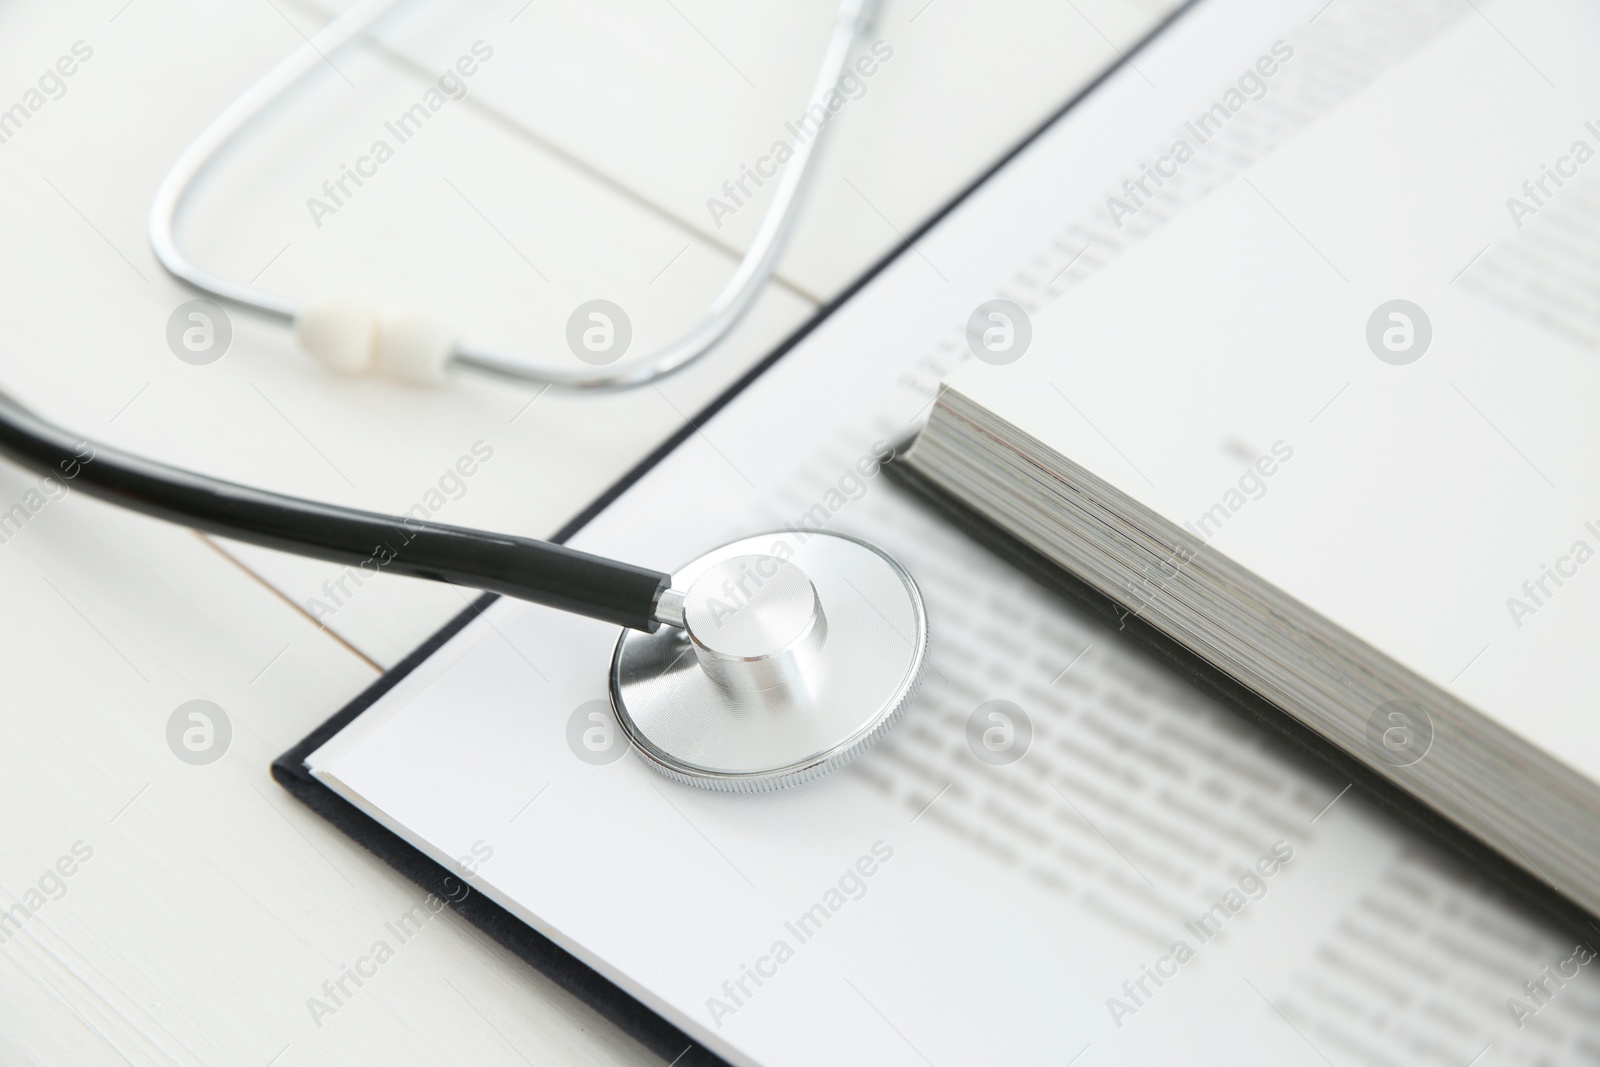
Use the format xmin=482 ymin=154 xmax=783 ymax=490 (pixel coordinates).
xmin=610 ymin=531 xmax=927 ymax=792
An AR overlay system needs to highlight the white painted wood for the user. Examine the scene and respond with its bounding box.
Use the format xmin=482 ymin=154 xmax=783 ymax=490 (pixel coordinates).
xmin=0 ymin=0 xmax=1175 ymax=1062
xmin=0 ymin=476 xmax=669 ymax=1064
xmin=299 ymin=0 xmax=1182 ymax=298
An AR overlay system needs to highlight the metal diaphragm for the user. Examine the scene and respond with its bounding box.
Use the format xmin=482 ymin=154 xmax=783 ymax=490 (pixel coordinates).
xmin=609 ymin=531 xmax=927 ymax=792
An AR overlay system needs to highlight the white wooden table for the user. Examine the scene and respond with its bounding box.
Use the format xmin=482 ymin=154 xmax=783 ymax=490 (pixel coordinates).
xmin=0 ymin=1 xmax=1170 ymax=1062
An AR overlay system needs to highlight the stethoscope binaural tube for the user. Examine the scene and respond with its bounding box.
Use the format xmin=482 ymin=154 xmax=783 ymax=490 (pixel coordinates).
xmin=149 ymin=0 xmax=880 ymax=389
xmin=0 ymin=391 xmax=670 ymax=632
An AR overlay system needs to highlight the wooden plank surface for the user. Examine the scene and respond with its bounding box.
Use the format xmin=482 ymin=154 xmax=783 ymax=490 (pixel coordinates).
xmin=0 ymin=0 xmax=1174 ymax=1062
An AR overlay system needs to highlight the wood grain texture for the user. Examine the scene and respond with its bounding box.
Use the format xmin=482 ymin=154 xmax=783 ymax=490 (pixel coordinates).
xmin=0 ymin=0 xmax=1173 ymax=1062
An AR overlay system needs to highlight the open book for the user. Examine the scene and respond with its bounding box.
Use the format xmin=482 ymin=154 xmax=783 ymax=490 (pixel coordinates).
xmin=907 ymin=0 xmax=1600 ymax=917
xmin=280 ymin=0 xmax=1600 ymax=1062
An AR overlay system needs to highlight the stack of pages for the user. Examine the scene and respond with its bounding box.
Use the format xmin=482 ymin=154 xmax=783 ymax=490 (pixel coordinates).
xmin=908 ymin=0 xmax=1600 ymax=914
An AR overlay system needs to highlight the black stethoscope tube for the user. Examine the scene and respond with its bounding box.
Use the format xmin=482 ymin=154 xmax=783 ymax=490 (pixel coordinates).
xmin=0 ymin=391 xmax=669 ymax=632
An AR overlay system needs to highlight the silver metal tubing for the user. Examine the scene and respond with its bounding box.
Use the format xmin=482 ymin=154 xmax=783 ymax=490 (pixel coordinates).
xmin=148 ymin=0 xmax=878 ymax=390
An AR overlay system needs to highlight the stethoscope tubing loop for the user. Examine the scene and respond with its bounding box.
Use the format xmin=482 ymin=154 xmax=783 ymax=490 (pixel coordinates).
xmin=148 ymin=0 xmax=879 ymax=391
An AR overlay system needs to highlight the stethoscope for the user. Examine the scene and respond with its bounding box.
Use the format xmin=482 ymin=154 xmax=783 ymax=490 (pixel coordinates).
xmin=150 ymin=0 xmax=879 ymax=388
xmin=0 ymin=393 xmax=927 ymax=791
xmin=0 ymin=0 xmax=930 ymax=790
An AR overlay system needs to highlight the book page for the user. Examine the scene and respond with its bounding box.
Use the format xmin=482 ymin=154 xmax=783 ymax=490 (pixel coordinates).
xmin=943 ymin=0 xmax=1600 ymax=781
